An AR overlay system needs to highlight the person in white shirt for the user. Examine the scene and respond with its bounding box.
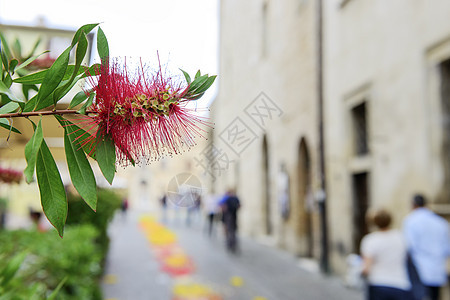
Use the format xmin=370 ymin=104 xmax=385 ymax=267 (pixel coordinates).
xmin=361 ymin=209 xmax=413 ymax=300
xmin=403 ymin=194 xmax=450 ymax=300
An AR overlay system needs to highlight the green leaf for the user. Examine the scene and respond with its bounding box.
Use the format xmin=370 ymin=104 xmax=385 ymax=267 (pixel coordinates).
xmin=8 ymin=59 xmax=18 ymax=74
xmin=55 ymin=116 xmax=96 ymax=159
xmin=57 ymin=116 xmax=97 ymax=211
xmin=12 ymin=38 xmax=21 ymax=58
xmin=0 ymin=118 xmax=21 ymax=134
xmin=184 ymin=92 xmax=205 ymax=100
xmin=187 ymin=74 xmax=208 ymax=93
xmin=96 ymin=131 xmax=116 ymax=184
xmin=25 ymin=73 xmax=85 ymax=112
xmin=71 ymin=23 xmax=99 ymax=47
xmin=27 ymin=37 xmax=42 ymax=58
xmin=15 ymin=50 xmax=49 ymax=72
xmin=194 ymin=70 xmax=201 ymax=79
xmin=13 ymin=68 xmax=48 ymax=85
xmin=21 ymin=84 xmax=39 ymax=101
xmin=0 ymin=32 xmax=12 ymax=60
xmin=69 ymin=91 xmax=88 ymax=109
xmin=180 ymin=69 xmax=191 ymax=84
xmin=0 ymin=251 xmax=27 ymax=286
xmin=0 ymin=80 xmax=23 ymax=103
xmin=24 ymin=119 xmax=43 ymax=183
xmin=78 ymin=92 xmax=94 ymax=114
xmin=97 ymin=27 xmax=109 ymax=61
xmin=0 ymin=101 xmax=19 ymax=114
xmin=47 ymin=277 xmax=68 ymax=300
xmin=54 ymin=32 xmax=88 ymax=102
xmin=191 ymin=75 xmax=216 ymax=94
xmin=35 ymin=46 xmax=71 ymax=109
xmin=1 ymin=49 xmax=9 ymax=74
xmin=36 ymin=140 xmax=67 ymax=237
xmin=14 ymin=64 xmax=99 ymax=85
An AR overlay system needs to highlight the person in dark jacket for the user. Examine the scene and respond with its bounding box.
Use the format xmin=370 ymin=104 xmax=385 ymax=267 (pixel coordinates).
xmin=220 ymin=189 xmax=241 ymax=253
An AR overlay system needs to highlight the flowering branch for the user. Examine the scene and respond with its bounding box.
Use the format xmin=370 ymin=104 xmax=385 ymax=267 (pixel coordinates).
xmin=0 ymin=23 xmax=216 ymax=237
xmin=0 ymin=109 xmax=88 ymax=118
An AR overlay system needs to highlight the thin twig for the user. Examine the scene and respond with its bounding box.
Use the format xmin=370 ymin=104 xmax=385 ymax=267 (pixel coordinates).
xmin=0 ymin=110 xmax=93 ymax=119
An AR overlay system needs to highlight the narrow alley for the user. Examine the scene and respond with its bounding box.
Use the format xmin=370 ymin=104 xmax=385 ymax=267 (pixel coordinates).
xmin=101 ymin=209 xmax=363 ymax=300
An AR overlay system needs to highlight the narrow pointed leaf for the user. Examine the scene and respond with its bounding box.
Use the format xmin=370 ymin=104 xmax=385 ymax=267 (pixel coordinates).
xmin=15 ymin=50 xmax=49 ymax=72
xmin=47 ymin=277 xmax=68 ymax=300
xmin=97 ymin=27 xmax=109 ymax=61
xmin=24 ymin=119 xmax=43 ymax=183
xmin=35 ymin=46 xmax=71 ymax=109
xmin=0 ymin=101 xmax=19 ymax=114
xmin=96 ymin=131 xmax=116 ymax=184
xmin=191 ymin=75 xmax=217 ymax=94
xmin=0 ymin=80 xmax=23 ymax=103
xmin=14 ymin=64 xmax=100 ymax=85
xmin=36 ymin=140 xmax=67 ymax=237
xmin=0 ymin=251 xmax=27 ymax=286
xmin=57 ymin=116 xmax=97 ymax=211
xmin=187 ymin=74 xmax=208 ymax=93
xmin=12 ymin=38 xmax=21 ymax=58
xmin=78 ymin=93 xmax=94 ymax=114
xmin=69 ymin=91 xmax=88 ymax=108
xmin=180 ymin=69 xmax=191 ymax=84
xmin=0 ymin=118 xmax=21 ymax=134
xmin=71 ymin=23 xmax=99 ymax=47
xmin=54 ymin=33 xmax=88 ymax=101
xmin=0 ymin=32 xmax=12 ymax=59
xmin=28 ymin=37 xmax=42 ymax=58
xmin=184 ymin=92 xmax=205 ymax=100
xmin=194 ymin=70 xmax=201 ymax=79
xmin=21 ymin=84 xmax=39 ymax=101
xmin=9 ymin=59 xmax=18 ymax=74
xmin=59 ymin=116 xmax=97 ymax=160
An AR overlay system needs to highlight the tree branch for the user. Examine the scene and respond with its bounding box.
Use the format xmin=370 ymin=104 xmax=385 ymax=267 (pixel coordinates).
xmin=0 ymin=110 xmax=93 ymax=119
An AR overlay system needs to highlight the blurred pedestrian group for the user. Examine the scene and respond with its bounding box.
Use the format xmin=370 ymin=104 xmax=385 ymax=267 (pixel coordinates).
xmin=360 ymin=194 xmax=450 ymax=300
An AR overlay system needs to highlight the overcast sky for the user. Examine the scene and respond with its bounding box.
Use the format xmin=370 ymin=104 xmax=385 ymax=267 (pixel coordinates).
xmin=0 ymin=0 xmax=219 ymax=104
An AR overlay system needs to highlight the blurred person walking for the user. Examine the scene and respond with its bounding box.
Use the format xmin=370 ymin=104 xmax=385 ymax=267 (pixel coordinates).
xmin=403 ymin=194 xmax=450 ymax=300
xmin=361 ymin=209 xmax=413 ymax=300
xmin=220 ymin=189 xmax=241 ymax=253
xmin=204 ymin=193 xmax=220 ymax=237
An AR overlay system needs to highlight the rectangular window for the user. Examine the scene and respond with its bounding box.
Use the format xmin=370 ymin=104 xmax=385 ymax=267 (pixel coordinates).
xmin=351 ymin=102 xmax=369 ymax=155
xmin=439 ymin=59 xmax=450 ymax=203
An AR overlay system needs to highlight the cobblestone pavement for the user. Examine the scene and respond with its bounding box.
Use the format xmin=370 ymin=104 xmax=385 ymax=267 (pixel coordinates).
xmin=101 ymin=210 xmax=363 ymax=300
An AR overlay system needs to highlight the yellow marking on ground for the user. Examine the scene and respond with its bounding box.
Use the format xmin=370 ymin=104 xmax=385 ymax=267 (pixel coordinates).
xmin=252 ymin=297 xmax=268 ymax=300
xmin=230 ymin=276 xmax=244 ymax=287
xmin=172 ymin=281 xmax=221 ymax=299
xmin=103 ymin=274 xmax=118 ymax=285
xmin=165 ymin=253 xmax=190 ymax=267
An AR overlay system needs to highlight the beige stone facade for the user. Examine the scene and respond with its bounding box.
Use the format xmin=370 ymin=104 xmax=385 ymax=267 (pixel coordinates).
xmin=324 ymin=0 xmax=450 ymax=274
xmin=211 ymin=0 xmax=450 ymax=277
xmin=209 ymin=0 xmax=323 ymax=263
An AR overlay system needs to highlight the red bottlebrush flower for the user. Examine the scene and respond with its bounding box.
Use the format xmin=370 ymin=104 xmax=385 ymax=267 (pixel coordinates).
xmin=80 ymin=58 xmax=212 ymax=166
xmin=0 ymin=167 xmax=23 ymax=184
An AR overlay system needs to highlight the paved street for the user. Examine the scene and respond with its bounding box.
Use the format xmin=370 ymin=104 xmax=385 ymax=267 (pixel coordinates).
xmin=102 ymin=210 xmax=363 ymax=300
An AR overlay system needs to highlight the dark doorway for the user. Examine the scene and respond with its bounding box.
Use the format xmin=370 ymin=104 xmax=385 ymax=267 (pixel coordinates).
xmin=352 ymin=172 xmax=369 ymax=253
xmin=298 ymin=138 xmax=313 ymax=257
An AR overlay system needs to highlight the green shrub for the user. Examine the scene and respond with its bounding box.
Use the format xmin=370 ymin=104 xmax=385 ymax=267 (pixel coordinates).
xmin=66 ymin=188 xmax=122 ymax=260
xmin=0 ymin=225 xmax=102 ymax=299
